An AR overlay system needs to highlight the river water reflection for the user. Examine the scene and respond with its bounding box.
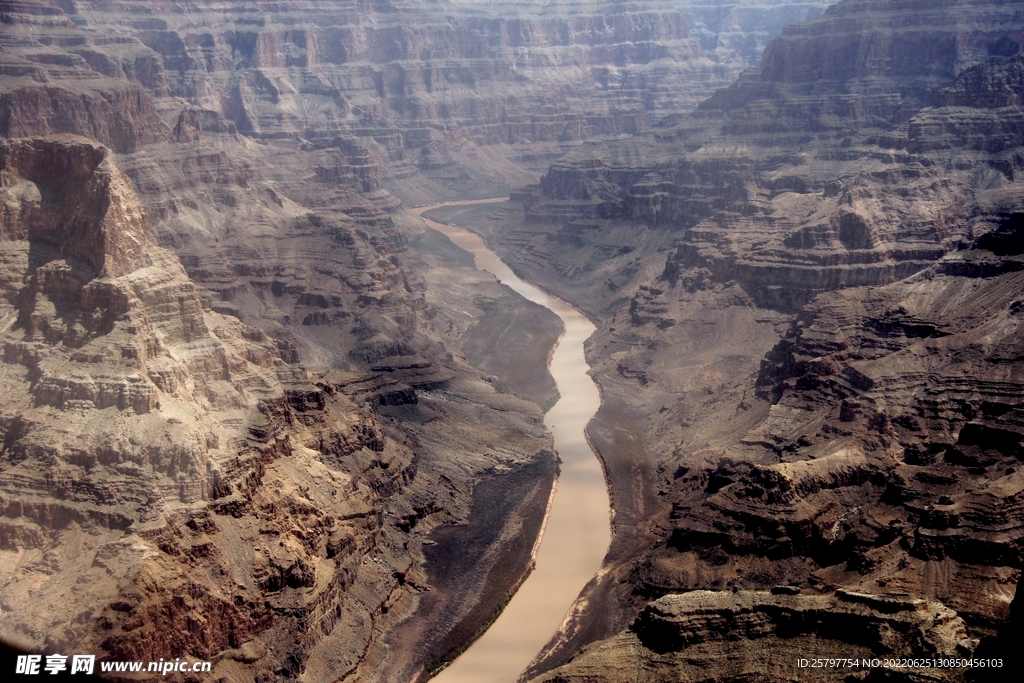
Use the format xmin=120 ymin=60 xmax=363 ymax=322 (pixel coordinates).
xmin=414 ymin=201 xmax=611 ymax=683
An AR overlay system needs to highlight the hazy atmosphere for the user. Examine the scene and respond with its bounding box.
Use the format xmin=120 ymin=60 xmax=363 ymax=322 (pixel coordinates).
xmin=1 ymin=0 xmax=1022 ymax=681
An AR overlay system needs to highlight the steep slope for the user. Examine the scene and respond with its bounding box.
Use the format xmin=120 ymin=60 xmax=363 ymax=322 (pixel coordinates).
xmin=0 ymin=136 xmax=561 ymax=681
xmin=535 ymin=590 xmax=978 ymax=682
xmin=506 ymin=0 xmax=1024 ymax=303
xmin=0 ymin=137 xmax=403 ymax=674
xmin=672 ymin=0 xmax=830 ymax=71
xmin=0 ymin=0 xmax=749 ymax=201
xmin=531 ymin=207 xmax=1024 ymax=683
xmin=0 ymin=3 xmax=587 ymax=678
xmin=420 ymin=0 xmax=1024 ymax=679
xmin=26 ymin=1 xmax=1024 ymax=681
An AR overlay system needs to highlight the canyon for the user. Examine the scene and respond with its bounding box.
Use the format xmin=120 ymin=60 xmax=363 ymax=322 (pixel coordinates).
xmin=2 ymin=0 xmax=1023 ymax=682
xmin=453 ymin=0 xmax=1024 ymax=680
xmin=418 ymin=203 xmax=608 ymax=683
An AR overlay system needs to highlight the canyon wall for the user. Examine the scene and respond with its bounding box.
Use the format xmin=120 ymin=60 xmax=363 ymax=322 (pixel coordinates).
xmin=0 ymin=0 xmax=762 ymax=203
xmin=0 ymin=1 xmax=727 ymax=680
xmin=435 ymin=0 xmax=1024 ymax=679
xmin=672 ymin=0 xmax=829 ymax=71
xmin=0 ymin=135 xmax=562 ymax=682
xmin=18 ymin=1 xmax=1008 ymax=681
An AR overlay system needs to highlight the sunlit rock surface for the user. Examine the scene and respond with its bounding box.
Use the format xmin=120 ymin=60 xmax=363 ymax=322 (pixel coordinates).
xmin=422 ymin=0 xmax=1024 ymax=680
xmin=9 ymin=1 xmax=1024 ymax=681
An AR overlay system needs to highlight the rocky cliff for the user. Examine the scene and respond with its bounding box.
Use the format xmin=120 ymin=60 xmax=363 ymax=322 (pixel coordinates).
xmin=0 ymin=132 xmax=560 ymax=681
xmin=0 ymin=1 xmax=722 ymax=677
xmin=672 ymin=0 xmax=829 ymax=72
xmin=510 ymin=0 xmax=1024 ymax=304
xmin=535 ymin=589 xmax=978 ymax=682
xmin=522 ymin=208 xmax=1024 ymax=683
xmin=0 ymin=0 xmax=870 ymax=215
xmin=425 ymin=0 xmax=1024 ymax=680
xmin=12 ymin=1 xmax=1023 ymax=681
xmin=0 ymin=0 xmax=802 ymax=202
xmin=0 ymin=137 xmax=398 ymax=672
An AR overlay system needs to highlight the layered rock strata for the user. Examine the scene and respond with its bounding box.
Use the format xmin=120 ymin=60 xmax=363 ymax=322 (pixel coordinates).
xmin=0 ymin=0 xmax=784 ymax=201
xmin=508 ymin=0 xmax=1024 ymax=309
xmin=524 ymin=208 xmax=1024 ymax=683
xmin=672 ymin=0 xmax=830 ymax=73
xmin=11 ymin=0 xmax=1024 ymax=681
xmin=0 ymin=0 xmax=847 ymax=680
xmin=534 ymin=589 xmax=977 ymax=682
xmin=425 ymin=0 xmax=1024 ymax=679
xmin=0 ymin=1 xmax=628 ymax=677
xmin=0 ymin=136 xmax=561 ymax=682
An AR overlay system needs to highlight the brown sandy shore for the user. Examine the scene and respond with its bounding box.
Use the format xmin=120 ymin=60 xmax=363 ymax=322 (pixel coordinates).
xmin=418 ymin=202 xmax=652 ymax=681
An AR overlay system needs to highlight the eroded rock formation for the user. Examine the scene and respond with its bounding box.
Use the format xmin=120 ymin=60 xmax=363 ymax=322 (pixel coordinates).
xmin=0 ymin=1 xmax=651 ymax=677
xmin=519 ymin=210 xmax=1024 ymax=683
xmin=0 ymin=0 xmax=766 ymax=202
xmin=0 ymin=133 xmax=560 ymax=681
xmin=534 ymin=589 xmax=978 ymax=682
xmin=9 ymin=0 xmax=1024 ymax=681
xmin=417 ymin=0 xmax=1024 ymax=680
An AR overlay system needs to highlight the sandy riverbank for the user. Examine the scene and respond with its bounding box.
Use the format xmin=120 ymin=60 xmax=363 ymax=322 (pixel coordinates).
xmin=416 ymin=201 xmax=611 ymax=683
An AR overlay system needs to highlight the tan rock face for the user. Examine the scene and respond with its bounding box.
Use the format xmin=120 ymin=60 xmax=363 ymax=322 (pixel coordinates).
xmin=0 ymin=138 xmax=366 ymax=665
xmin=0 ymin=0 xmax=796 ymax=200
xmin=0 ymin=136 xmax=559 ymax=682
xmin=0 ymin=137 xmax=154 ymax=278
xmin=509 ymin=1 xmax=1024 ymax=304
xmin=6 ymin=0 xmax=1023 ymax=681
xmin=533 ymin=589 xmax=978 ymax=683
xmin=428 ymin=0 xmax=1024 ymax=680
xmin=523 ymin=221 xmax=1024 ymax=681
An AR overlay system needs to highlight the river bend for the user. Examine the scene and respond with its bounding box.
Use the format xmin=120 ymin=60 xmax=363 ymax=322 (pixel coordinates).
xmin=414 ymin=201 xmax=611 ymax=683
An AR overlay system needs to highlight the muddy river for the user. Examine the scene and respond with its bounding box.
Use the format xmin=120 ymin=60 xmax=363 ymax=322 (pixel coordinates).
xmin=414 ymin=201 xmax=611 ymax=683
